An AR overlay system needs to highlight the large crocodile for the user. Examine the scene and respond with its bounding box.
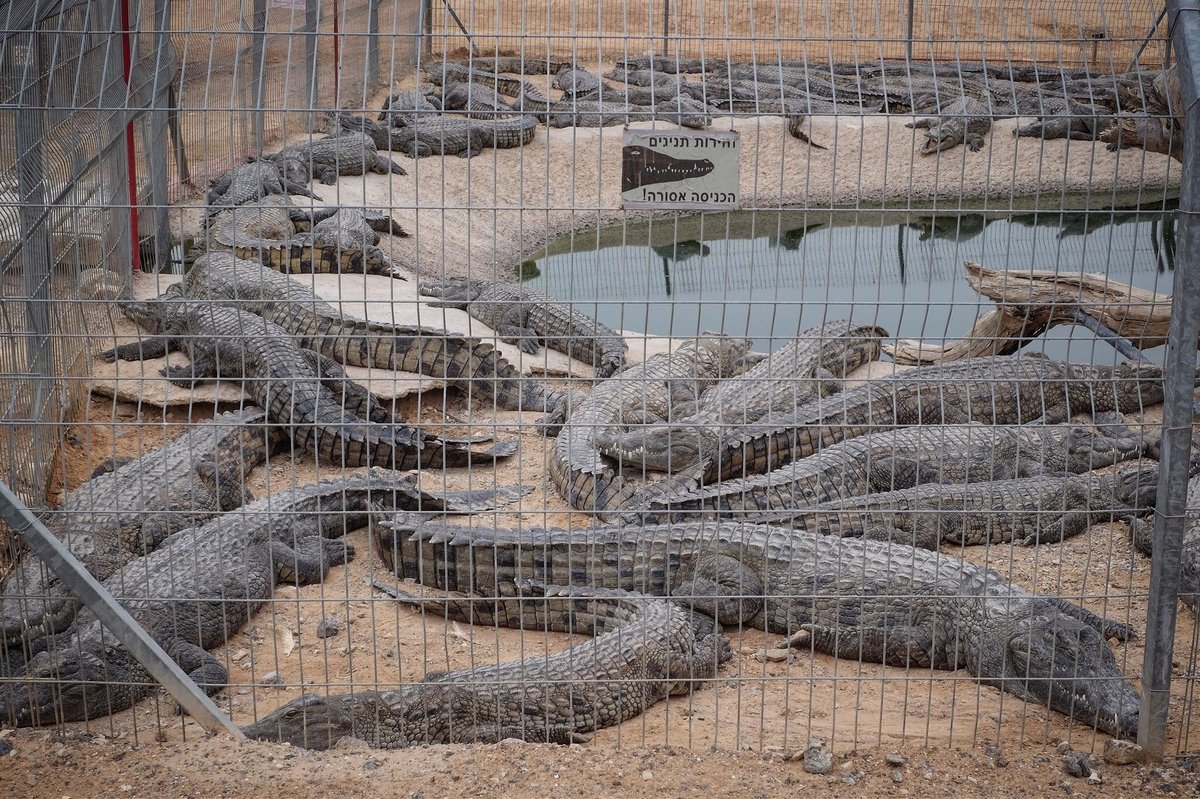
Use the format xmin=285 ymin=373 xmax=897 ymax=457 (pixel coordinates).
xmin=267 ymin=130 xmax=408 ymax=184
xmin=1131 ymin=471 xmax=1200 ymax=612
xmin=0 ymin=408 xmax=282 ymax=645
xmin=547 ymin=335 xmax=752 ymax=517
xmin=337 ymin=112 xmax=538 ymax=159
xmin=597 ymin=354 xmax=1170 ymax=480
xmin=375 ymin=515 xmax=1141 ymax=738
xmin=776 ymin=460 xmax=1162 ymax=549
xmin=422 ymin=61 xmax=551 ymax=106
xmin=418 ymin=277 xmax=629 ymax=377
xmin=0 ymin=470 xmax=530 ymax=725
xmin=98 ymin=302 xmax=518 ymax=471
xmin=206 ymin=159 xmax=321 ymax=212
xmin=625 ymin=422 xmax=1153 ymax=525
xmin=242 ymin=582 xmax=729 ymax=749
xmin=545 ymin=96 xmax=712 ymax=130
xmin=1013 ymin=97 xmax=1114 ymax=141
xmin=906 ymin=96 xmax=993 ymax=154
xmin=203 ymin=197 xmax=409 ymax=279
xmin=171 ymin=253 xmax=568 ymax=413
xmin=602 ymin=321 xmax=886 ymax=474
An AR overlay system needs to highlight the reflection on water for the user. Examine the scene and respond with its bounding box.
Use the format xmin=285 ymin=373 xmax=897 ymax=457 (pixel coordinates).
xmin=523 ymin=200 xmax=1177 ymax=365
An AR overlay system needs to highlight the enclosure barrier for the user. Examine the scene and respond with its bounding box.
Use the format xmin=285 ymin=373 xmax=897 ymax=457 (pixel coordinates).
xmin=1 ymin=0 xmax=1199 ymax=766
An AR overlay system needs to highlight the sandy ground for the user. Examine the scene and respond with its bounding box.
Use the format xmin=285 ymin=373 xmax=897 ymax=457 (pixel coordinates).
xmin=5 ymin=42 xmax=1195 ymax=798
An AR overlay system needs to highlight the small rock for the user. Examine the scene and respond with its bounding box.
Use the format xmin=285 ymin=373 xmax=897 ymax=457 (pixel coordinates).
xmin=802 ymin=741 xmax=833 ymax=775
xmin=891 ymin=769 xmax=904 ymax=784
xmin=886 ymin=753 xmax=906 ymax=767
xmin=984 ymin=745 xmax=1009 ymax=768
xmin=1087 ymin=771 xmax=1104 ymax=786
xmin=0 ymin=739 xmax=11 ymax=757
xmin=1061 ymin=749 xmax=1101 ymax=780
xmin=316 ymin=617 xmax=342 ymax=639
xmin=259 ymin=671 xmax=284 ymax=686
xmin=641 ymin=769 xmax=654 ymax=781
xmin=363 ymin=759 xmax=381 ymax=771
xmin=753 ymin=648 xmax=794 ymax=663
xmin=1103 ymin=738 xmax=1142 ymax=765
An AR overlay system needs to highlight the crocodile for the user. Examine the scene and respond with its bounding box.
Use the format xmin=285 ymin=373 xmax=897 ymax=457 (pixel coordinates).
xmin=267 ymin=130 xmax=407 ymax=185
xmin=422 ymin=61 xmax=551 ymax=105
xmin=418 ymin=277 xmax=629 ymax=377
xmin=906 ymin=96 xmax=993 ymax=154
xmin=456 ymin=56 xmax=574 ymax=75
xmin=435 ymin=82 xmax=520 ymax=118
xmin=544 ymin=97 xmax=712 ymax=129
xmin=165 ymin=253 xmax=567 ymax=413
xmin=336 ymin=111 xmax=538 ymax=159
xmin=203 ymin=196 xmax=409 ymax=278
xmin=553 ymin=66 xmax=604 ymax=96
xmin=601 ymin=68 xmax=681 ymax=87
xmin=598 ymin=354 xmax=1169 ymax=480
xmin=377 ymin=86 xmax=440 ymax=122
xmin=600 ymin=321 xmax=886 ymax=473
xmin=98 ymin=302 xmax=518 ymax=471
xmin=547 ymin=335 xmax=753 ymax=517
xmin=1131 ymin=472 xmax=1200 ymax=611
xmin=375 ymin=515 xmax=1142 ymax=738
xmin=0 ymin=408 xmax=282 ymax=645
xmin=206 ymin=159 xmax=321 ymax=212
xmin=1100 ymin=66 xmax=1184 ymax=162
xmin=775 ymin=460 xmax=1162 ymax=549
xmin=623 ymin=423 xmax=1154 ymax=525
xmin=1014 ymin=97 xmax=1114 ymax=141
xmin=614 ymin=56 xmax=725 ymax=74
xmin=0 ymin=470 xmax=530 ymax=726
xmin=242 ymin=582 xmax=729 ymax=749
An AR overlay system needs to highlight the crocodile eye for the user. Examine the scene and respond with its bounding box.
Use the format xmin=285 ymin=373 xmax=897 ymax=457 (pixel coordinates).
xmin=282 ymin=707 xmax=303 ymax=720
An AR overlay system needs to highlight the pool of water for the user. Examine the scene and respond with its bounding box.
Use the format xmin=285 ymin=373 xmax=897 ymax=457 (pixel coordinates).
xmin=521 ymin=199 xmax=1178 ymax=365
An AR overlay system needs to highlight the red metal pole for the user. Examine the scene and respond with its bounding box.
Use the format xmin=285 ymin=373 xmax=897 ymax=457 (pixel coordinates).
xmin=119 ymin=0 xmax=140 ymax=272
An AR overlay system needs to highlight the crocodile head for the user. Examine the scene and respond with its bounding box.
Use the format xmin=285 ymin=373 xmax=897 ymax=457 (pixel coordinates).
xmin=418 ymin=277 xmax=485 ymax=303
xmin=593 ymin=424 xmax=709 ymax=473
xmin=1067 ymin=361 xmax=1166 ymax=414
xmin=1108 ymin=461 xmax=1163 ymax=512
xmin=242 ymin=692 xmax=375 ymax=749
xmin=985 ymin=601 xmax=1140 ymax=739
xmin=918 ymin=122 xmax=964 ymax=155
xmin=1050 ymin=423 xmax=1149 ymax=473
xmin=1 ymin=644 xmax=134 ymax=726
xmin=0 ymin=554 xmax=83 ymax=644
xmin=116 ymin=294 xmax=189 ymax=333
xmin=243 ymin=686 xmax=486 ymax=749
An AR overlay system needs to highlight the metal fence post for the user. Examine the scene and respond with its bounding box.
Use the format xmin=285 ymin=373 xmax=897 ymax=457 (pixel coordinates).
xmin=0 ymin=481 xmax=243 ymax=737
xmin=250 ymin=0 xmax=267 ymax=153
xmin=366 ymin=0 xmax=380 ymax=89
xmin=905 ymin=0 xmax=915 ymax=60
xmin=1138 ymin=0 xmax=1200 ymax=760
xmin=305 ymin=0 xmax=320 ymax=131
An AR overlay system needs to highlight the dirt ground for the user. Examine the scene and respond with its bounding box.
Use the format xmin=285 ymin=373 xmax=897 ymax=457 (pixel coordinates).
xmin=5 ymin=16 xmax=1196 ymax=797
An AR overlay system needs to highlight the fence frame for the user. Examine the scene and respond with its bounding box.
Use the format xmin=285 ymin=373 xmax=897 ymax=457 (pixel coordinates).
xmin=1138 ymin=0 xmax=1200 ymax=759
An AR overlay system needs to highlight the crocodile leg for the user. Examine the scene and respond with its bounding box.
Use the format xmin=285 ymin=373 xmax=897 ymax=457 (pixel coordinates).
xmin=1051 ymin=598 xmax=1132 ymax=642
xmin=370 ymin=154 xmax=408 ymax=176
xmin=170 ymin=639 xmax=230 ymax=714
xmin=270 ymin=537 xmax=356 ymax=585
xmin=670 ymin=554 xmax=765 ymax=626
xmin=282 ymin=181 xmax=323 ymax=201
xmin=790 ymin=622 xmax=937 ymax=669
xmin=496 ymin=324 xmax=543 ymax=354
xmin=1018 ymin=512 xmax=1091 ymax=547
xmin=88 ymin=456 xmax=136 ymax=478
xmin=160 ymin=350 xmax=220 ymax=387
xmin=98 ymin=335 xmax=179 ymax=362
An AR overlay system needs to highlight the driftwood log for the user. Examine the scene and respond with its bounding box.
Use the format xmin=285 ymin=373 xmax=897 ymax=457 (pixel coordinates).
xmin=882 ymin=262 xmax=1174 ymax=365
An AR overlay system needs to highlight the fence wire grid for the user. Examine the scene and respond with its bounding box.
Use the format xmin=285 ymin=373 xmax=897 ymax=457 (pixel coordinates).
xmin=0 ymin=0 xmax=1197 ymax=765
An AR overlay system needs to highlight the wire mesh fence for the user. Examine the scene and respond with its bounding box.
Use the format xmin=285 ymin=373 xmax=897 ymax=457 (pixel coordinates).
xmin=0 ymin=0 xmax=1197 ymax=766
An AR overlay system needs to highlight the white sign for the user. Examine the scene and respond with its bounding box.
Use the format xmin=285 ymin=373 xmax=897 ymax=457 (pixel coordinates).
xmin=620 ymin=129 xmax=741 ymax=211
